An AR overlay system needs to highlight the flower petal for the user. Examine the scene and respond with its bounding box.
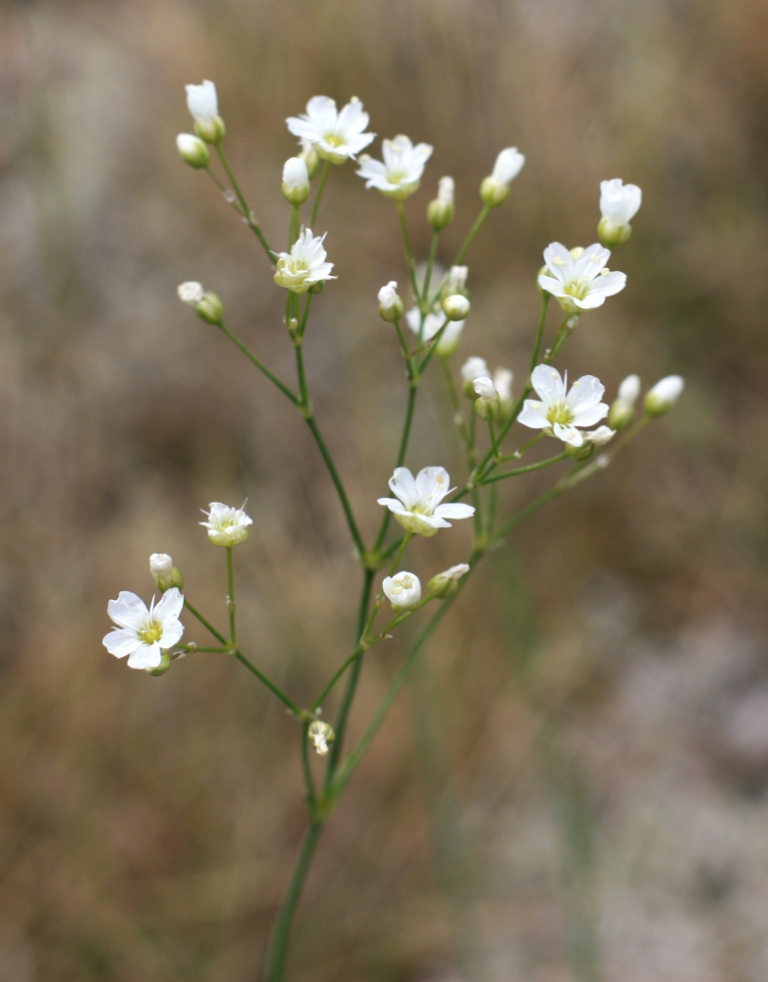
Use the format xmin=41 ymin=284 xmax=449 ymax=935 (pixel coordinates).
xmin=517 ymin=401 xmax=549 ymax=429
xmin=107 ymin=591 xmax=149 ymax=630
xmin=530 ymin=365 xmax=565 ymax=405
xmin=415 ymin=466 xmax=451 ymax=509
xmin=128 ymin=643 xmax=162 ymax=670
xmin=566 ymin=375 xmax=605 ymax=412
xmin=433 ymin=502 xmax=476 ymax=521
xmin=103 ymin=628 xmax=140 ymax=658
xmin=388 ymin=468 xmax=418 ymax=508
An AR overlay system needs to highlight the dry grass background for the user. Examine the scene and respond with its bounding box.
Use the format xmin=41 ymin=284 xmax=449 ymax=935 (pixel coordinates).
xmin=1 ymin=0 xmax=768 ymax=979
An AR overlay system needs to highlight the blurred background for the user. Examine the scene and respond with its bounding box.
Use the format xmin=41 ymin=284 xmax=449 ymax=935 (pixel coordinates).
xmin=2 ymin=0 xmax=767 ymax=979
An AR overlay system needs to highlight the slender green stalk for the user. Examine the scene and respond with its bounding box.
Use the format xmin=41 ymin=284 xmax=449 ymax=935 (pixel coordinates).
xmin=289 ymin=205 xmax=301 ymax=248
xmin=488 ymin=419 xmax=501 ymax=460
xmin=452 ymin=203 xmax=491 ymax=267
xmin=226 ymin=547 xmax=236 ymax=644
xmin=396 ymin=200 xmax=420 ymax=301
xmin=312 ymin=643 xmax=365 ymax=713
xmin=477 ymin=452 xmax=570 ymax=486
xmin=393 ymin=318 xmax=414 ymax=363
xmin=300 ymin=722 xmax=317 ymax=805
xmin=442 ymin=359 xmax=471 ymax=449
xmin=184 ymin=600 xmax=227 ymax=645
xmin=177 ymin=644 xmax=230 ymax=654
xmin=422 ymin=229 xmax=441 ymax=305
xmin=310 ymin=160 xmax=331 ymax=227
xmin=216 ymin=321 xmax=299 ymax=404
xmin=233 ymin=650 xmax=304 ymax=720
xmin=263 ymin=819 xmax=324 ymax=982
xmin=214 ymin=145 xmax=275 ymax=263
xmin=295 ymin=342 xmax=311 ymax=410
xmin=372 ymin=386 xmax=417 ymax=553
xmin=297 ymin=294 xmax=313 ymax=339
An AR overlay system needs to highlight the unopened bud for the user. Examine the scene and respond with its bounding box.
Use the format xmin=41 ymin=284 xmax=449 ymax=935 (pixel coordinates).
xmin=461 ymin=356 xmax=490 ymax=397
xmin=428 ymin=563 xmax=470 ymax=598
xmin=480 ymin=147 xmax=525 ymax=207
xmin=442 ymin=294 xmax=470 ymax=321
xmin=194 ymin=116 xmax=226 ymax=144
xmin=473 ymin=377 xmax=501 ymax=420
xmin=146 ymin=651 xmax=172 ymax=677
xmin=378 ymin=281 xmax=404 ymax=322
xmin=299 ymin=140 xmax=320 ymax=180
xmin=644 ymin=375 xmax=684 ymax=417
xmin=598 ymin=216 xmax=632 ymax=248
xmin=308 ymin=720 xmax=335 ymax=756
xmin=196 ymin=292 xmax=224 ymax=324
xmin=282 ymin=156 xmax=310 ymax=205
xmin=566 ymin=441 xmax=596 ymax=461
xmin=427 ymin=176 xmax=455 ymax=229
xmin=176 ymin=133 xmax=210 ymax=169
xmin=149 ymin=553 xmax=184 ymax=592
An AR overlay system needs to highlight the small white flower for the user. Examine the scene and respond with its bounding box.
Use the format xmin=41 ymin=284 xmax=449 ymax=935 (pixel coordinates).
xmin=186 ymin=80 xmax=218 ymax=124
xmin=178 ymin=281 xmax=204 ymax=305
xmin=308 ymin=720 xmax=335 ymax=756
xmin=644 ymin=375 xmax=684 ymax=416
xmin=382 ymin=571 xmax=422 ymax=609
xmin=585 ymin=425 xmax=616 ymax=446
xmin=473 ymin=377 xmax=497 ymax=400
xmin=461 ymin=356 xmax=491 ymax=395
xmin=600 ymin=179 xmax=642 ymax=227
xmin=618 ymin=373 xmax=641 ymax=405
xmin=473 ymin=377 xmax=501 ymax=420
xmin=428 ymin=563 xmax=470 ymax=597
xmin=437 ymin=176 xmax=455 ymax=206
xmin=281 ymin=156 xmax=310 ymax=204
xmin=493 ymin=368 xmax=513 ymax=406
xmin=377 ymin=466 xmax=475 ymax=537
xmin=286 ymin=95 xmax=375 ymax=165
xmin=273 ymin=228 xmax=336 ymax=294
xmin=200 ymin=501 xmax=253 ymax=547
xmin=405 ymin=307 xmax=464 ymax=357
xmin=538 ymin=242 xmax=627 ymax=314
xmin=518 ymin=365 xmax=609 ymax=447
xmin=149 ymin=553 xmax=173 ymax=579
xmin=378 ymin=281 xmax=401 ymax=310
xmin=103 ymin=588 xmax=185 ymax=670
xmin=357 ymin=135 xmax=433 ymax=199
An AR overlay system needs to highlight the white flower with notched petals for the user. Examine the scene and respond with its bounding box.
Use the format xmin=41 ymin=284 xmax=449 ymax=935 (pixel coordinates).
xmin=518 ymin=365 xmax=609 ymax=447
xmin=103 ymin=588 xmax=184 ymax=670
xmin=382 ymin=571 xmax=422 ymax=609
xmin=286 ymin=96 xmax=375 ymax=165
xmin=200 ymin=501 xmax=253 ymax=547
xmin=186 ymin=80 xmax=218 ymax=124
xmin=274 ymin=228 xmax=335 ymax=294
xmin=405 ymin=307 xmax=464 ymax=357
xmin=538 ymin=242 xmax=626 ymax=314
xmin=377 ymin=466 xmax=475 ymax=537
xmin=357 ymin=135 xmax=433 ymax=199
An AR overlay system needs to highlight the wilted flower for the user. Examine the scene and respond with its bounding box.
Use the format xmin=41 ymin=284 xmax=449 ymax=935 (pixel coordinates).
xmin=200 ymin=502 xmax=253 ymax=546
xmin=287 ymin=96 xmax=374 ymax=165
xmin=473 ymin=377 xmax=501 ymax=420
xmin=538 ymin=242 xmax=626 ymax=314
xmin=274 ymin=228 xmax=335 ymax=294
xmin=377 ymin=466 xmax=475 ymax=537
xmin=428 ymin=176 xmax=455 ymax=229
xmin=584 ymin=425 xmax=616 ymax=446
xmin=103 ymin=588 xmax=184 ymax=671
xmin=518 ymin=365 xmax=609 ymax=447
xmin=357 ymin=135 xmax=433 ymax=199
xmin=308 ymin=720 xmax=335 ymax=756
xmin=382 ymin=571 xmax=422 ymax=609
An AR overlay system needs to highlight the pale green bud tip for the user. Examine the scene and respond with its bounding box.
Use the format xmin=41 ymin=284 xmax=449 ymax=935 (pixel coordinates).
xmin=146 ymin=650 xmax=172 ymax=676
xmin=608 ymin=399 xmax=635 ymax=430
xmin=428 ymin=176 xmax=455 ymax=229
xmin=644 ymin=375 xmax=684 ymax=417
xmin=149 ymin=553 xmax=184 ymax=592
xmin=442 ymin=294 xmax=470 ymax=321
xmin=176 ymin=134 xmax=210 ymax=168
xmin=598 ymin=216 xmax=632 ymax=248
xmin=480 ymin=175 xmax=509 ymax=208
xmin=308 ymin=720 xmax=335 ymax=756
xmin=177 ymin=282 xmax=223 ymax=323
xmin=473 ymin=376 xmax=501 ymax=420
xmin=481 ymin=147 xmax=525 ymax=207
xmin=282 ymin=156 xmax=310 ymax=205
xmin=428 ymin=563 xmax=470 ymax=598
xmin=378 ymin=281 xmax=404 ymax=322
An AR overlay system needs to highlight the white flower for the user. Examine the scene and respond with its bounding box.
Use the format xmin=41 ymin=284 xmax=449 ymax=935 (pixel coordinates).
xmin=405 ymin=307 xmax=464 ymax=357
xmin=480 ymin=148 xmax=526 ymax=206
xmin=518 ymin=365 xmax=609 ymax=447
xmin=377 ymin=466 xmax=475 ymax=537
xmin=378 ymin=281 xmax=401 ymax=310
xmin=103 ymin=588 xmax=184 ymax=670
xmin=428 ymin=176 xmax=455 ymax=229
xmin=286 ymin=95 xmax=375 ymax=165
xmin=186 ymin=80 xmax=218 ymax=124
xmin=178 ymin=281 xmax=204 ymax=305
xmin=461 ymin=356 xmax=491 ymax=395
xmin=473 ymin=377 xmax=501 ymax=420
xmin=200 ymin=501 xmax=253 ymax=547
xmin=357 ymin=135 xmax=433 ymax=199
xmin=308 ymin=720 xmax=334 ymax=756
xmin=273 ymin=228 xmax=335 ymax=294
xmin=600 ymin=179 xmax=642 ymax=227
xmin=473 ymin=377 xmax=496 ymax=400
xmin=281 ymin=156 xmax=310 ymax=204
xmin=437 ymin=176 xmax=455 ymax=206
xmin=149 ymin=553 xmax=173 ymax=579
xmin=644 ymin=375 xmax=684 ymax=416
xmin=382 ymin=571 xmax=422 ymax=609
xmin=538 ymin=242 xmax=626 ymax=314
xmin=618 ymin=373 xmax=641 ymax=405
xmin=494 ymin=368 xmax=513 ymax=406
xmin=585 ymin=425 xmax=616 ymax=446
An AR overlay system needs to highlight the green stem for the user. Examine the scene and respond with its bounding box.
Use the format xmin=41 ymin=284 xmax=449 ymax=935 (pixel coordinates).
xmin=309 ymin=160 xmax=331 ymax=228
xmin=396 ymin=200 xmax=420 ymax=301
xmin=442 ymin=359 xmax=471 ymax=449
xmin=301 ymin=722 xmax=317 ymax=804
xmin=184 ymin=600 xmax=227 ymax=645
xmin=422 ymin=229 xmax=441 ymax=305
xmin=263 ymin=819 xmax=324 ymax=982
xmin=372 ymin=384 xmax=418 ymax=553
xmin=233 ymin=649 xmax=304 ymax=720
xmin=289 ymin=204 xmax=300 ymax=248
xmin=477 ymin=452 xmax=570 ymax=486
xmin=216 ymin=321 xmax=299 ymax=404
xmin=312 ymin=643 xmax=365 ymax=713
xmin=453 ymin=203 xmax=491 ymax=267
xmin=226 ymin=547 xmax=236 ymax=645
xmin=488 ymin=419 xmax=501 ymax=460
xmin=214 ymin=144 xmax=275 ymax=264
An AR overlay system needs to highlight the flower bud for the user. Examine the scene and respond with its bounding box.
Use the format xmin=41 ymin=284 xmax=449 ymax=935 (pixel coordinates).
xmin=473 ymin=376 xmax=501 ymax=420
xmin=427 ymin=176 xmax=455 ymax=230
xmin=461 ymin=356 xmax=490 ymax=397
xmin=608 ymin=374 xmax=640 ymax=430
xmin=298 ymin=139 xmax=320 ymax=180
xmin=644 ymin=375 xmax=684 ymax=417
xmin=282 ymin=156 xmax=310 ymax=205
xmin=146 ymin=650 xmax=172 ymax=676
xmin=598 ymin=179 xmax=641 ymax=248
xmin=186 ymin=81 xmax=224 ymax=144
xmin=382 ymin=571 xmax=422 ymax=610
xmin=196 ymin=292 xmax=224 ymax=324
xmin=176 ymin=133 xmax=210 ymax=169
xmin=428 ymin=563 xmax=469 ymax=599
xmin=480 ymin=148 xmax=525 ymax=207
xmin=585 ymin=425 xmax=616 ymax=446
xmin=308 ymin=720 xmax=335 ymax=756
xmin=442 ymin=294 xmax=470 ymax=321
xmin=150 ymin=553 xmax=184 ymax=592
xmin=598 ymin=216 xmax=632 ymax=248
xmin=494 ymin=368 xmax=514 ymax=420
xmin=378 ymin=281 xmax=404 ymax=322
xmin=566 ymin=441 xmax=596 ymax=461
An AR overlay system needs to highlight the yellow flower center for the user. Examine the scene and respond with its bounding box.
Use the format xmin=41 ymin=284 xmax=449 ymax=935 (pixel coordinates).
xmin=139 ymin=621 xmax=163 ymax=644
xmin=546 ymin=401 xmax=574 ymax=426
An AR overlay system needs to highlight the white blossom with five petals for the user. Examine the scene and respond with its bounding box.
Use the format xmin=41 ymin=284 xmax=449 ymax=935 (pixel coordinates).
xmin=357 ymin=135 xmax=433 ymax=199
xmin=286 ymin=96 xmax=374 ymax=165
xmin=103 ymin=589 xmax=184 ymax=670
xmin=377 ymin=467 xmax=475 ymax=537
xmin=518 ymin=366 xmax=609 ymax=447
xmin=538 ymin=243 xmax=626 ymax=314
xmin=274 ymin=228 xmax=335 ymax=294
xmin=200 ymin=502 xmax=253 ymax=546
